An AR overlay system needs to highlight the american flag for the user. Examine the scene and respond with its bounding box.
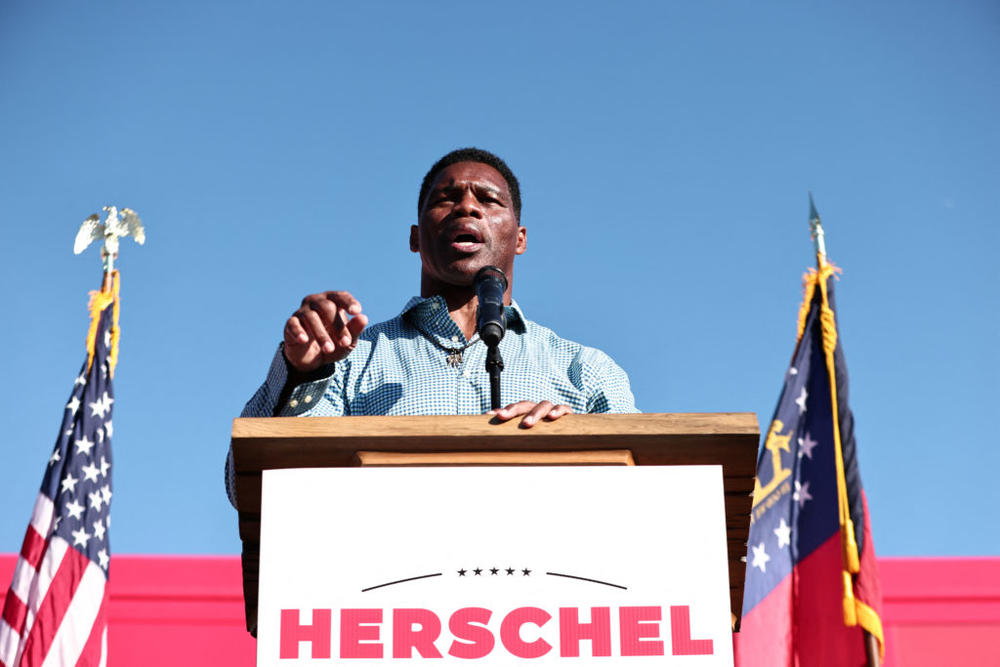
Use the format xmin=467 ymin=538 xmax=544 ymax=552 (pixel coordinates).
xmin=0 ymin=281 xmax=118 ymax=667
xmin=736 ymin=257 xmax=883 ymax=666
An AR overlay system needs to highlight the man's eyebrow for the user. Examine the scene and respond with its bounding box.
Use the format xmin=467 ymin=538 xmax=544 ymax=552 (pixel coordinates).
xmin=473 ymin=182 xmax=504 ymax=196
xmin=434 ymin=181 xmax=506 ymax=197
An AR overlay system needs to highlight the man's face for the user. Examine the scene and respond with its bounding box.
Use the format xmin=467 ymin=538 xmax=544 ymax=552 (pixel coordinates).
xmin=411 ymin=161 xmax=526 ymax=290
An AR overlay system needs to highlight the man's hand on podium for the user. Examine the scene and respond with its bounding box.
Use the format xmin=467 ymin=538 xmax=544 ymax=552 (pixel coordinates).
xmin=283 ymin=291 xmax=369 ymax=373
xmin=489 ymin=400 xmax=572 ymax=428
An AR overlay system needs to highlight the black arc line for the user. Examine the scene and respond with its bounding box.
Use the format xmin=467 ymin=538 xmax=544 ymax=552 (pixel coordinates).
xmin=546 ymin=572 xmax=628 ymax=590
xmin=361 ymin=573 xmax=442 ymax=593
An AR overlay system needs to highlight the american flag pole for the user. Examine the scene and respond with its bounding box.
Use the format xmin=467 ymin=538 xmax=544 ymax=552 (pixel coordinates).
xmin=0 ymin=209 xmax=140 ymax=666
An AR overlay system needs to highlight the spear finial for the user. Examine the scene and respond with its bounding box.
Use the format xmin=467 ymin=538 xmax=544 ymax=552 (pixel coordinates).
xmin=808 ymin=192 xmax=827 ymax=265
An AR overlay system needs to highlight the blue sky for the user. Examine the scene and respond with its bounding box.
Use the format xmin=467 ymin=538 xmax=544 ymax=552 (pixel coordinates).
xmin=1 ymin=1 xmax=997 ymax=557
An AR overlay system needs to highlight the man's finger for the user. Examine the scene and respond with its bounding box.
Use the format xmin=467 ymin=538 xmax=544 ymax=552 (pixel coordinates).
xmin=493 ymin=401 xmax=534 ymax=421
xmin=324 ymin=291 xmax=362 ymax=315
xmin=345 ymin=313 xmax=368 ymax=347
xmin=300 ymin=308 xmax=336 ymax=354
xmin=285 ymin=316 xmax=310 ymax=345
xmin=543 ymin=404 xmax=572 ymax=420
xmin=309 ymin=297 xmax=342 ymax=330
xmin=520 ymin=401 xmax=555 ymax=427
xmin=329 ymin=308 xmax=351 ymax=346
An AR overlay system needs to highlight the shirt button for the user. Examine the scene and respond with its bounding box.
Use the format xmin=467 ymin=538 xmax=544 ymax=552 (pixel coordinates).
xmin=289 ymin=399 xmax=299 ymax=408
xmin=451 ymin=335 xmax=459 ymax=342
xmin=462 ymin=370 xmax=471 ymax=379
xmin=303 ymin=395 xmax=312 ymax=404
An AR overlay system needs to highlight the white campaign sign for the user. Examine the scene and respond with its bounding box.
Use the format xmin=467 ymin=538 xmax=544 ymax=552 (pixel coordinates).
xmin=258 ymin=466 xmax=733 ymax=666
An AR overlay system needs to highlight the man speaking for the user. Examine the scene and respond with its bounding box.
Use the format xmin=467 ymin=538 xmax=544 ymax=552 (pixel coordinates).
xmin=226 ymin=148 xmax=636 ymax=499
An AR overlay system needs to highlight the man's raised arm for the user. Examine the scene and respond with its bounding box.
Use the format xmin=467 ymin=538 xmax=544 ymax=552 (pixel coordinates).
xmin=225 ymin=290 xmax=368 ymax=505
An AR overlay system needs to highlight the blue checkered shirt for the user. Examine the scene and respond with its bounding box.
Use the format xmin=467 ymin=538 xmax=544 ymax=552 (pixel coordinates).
xmin=226 ymin=296 xmax=636 ymax=502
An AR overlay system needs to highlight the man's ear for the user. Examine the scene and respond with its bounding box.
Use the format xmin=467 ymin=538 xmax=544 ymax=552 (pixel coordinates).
xmin=515 ymin=226 xmax=527 ymax=255
xmin=409 ymin=225 xmax=419 ymax=253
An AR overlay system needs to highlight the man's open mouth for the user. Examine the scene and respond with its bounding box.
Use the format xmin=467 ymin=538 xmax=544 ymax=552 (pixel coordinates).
xmin=449 ymin=227 xmax=483 ymax=252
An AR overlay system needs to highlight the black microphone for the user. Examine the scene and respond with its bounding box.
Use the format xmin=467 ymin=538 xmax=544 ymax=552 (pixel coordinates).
xmin=475 ymin=266 xmax=507 ymax=347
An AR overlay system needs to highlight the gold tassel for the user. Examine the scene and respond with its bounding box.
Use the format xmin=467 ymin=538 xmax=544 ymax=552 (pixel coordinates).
xmin=843 ymin=519 xmax=860 ymax=574
xmin=85 ymin=271 xmax=121 ymax=377
xmin=856 ymin=600 xmax=886 ymax=659
xmin=842 ymin=571 xmax=858 ymax=625
xmin=795 ymin=270 xmax=818 ymax=342
xmin=804 ymin=249 xmax=885 ymax=657
xmin=813 ymin=259 xmax=864 ymax=633
xmin=795 ymin=262 xmax=841 ymax=342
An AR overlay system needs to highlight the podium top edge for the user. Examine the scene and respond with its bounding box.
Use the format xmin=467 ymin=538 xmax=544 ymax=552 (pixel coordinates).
xmin=232 ymin=412 xmax=760 ymax=441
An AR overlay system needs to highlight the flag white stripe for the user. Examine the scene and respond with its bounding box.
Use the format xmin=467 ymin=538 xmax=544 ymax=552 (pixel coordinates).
xmin=2 ymin=500 xmax=60 ymax=667
xmin=10 ymin=554 xmax=36 ymax=610
xmin=0 ymin=618 xmax=20 ymax=667
xmin=99 ymin=626 xmax=107 ymax=667
xmin=29 ymin=494 xmax=55 ymax=539
xmin=16 ymin=536 xmax=69 ymax=664
xmin=39 ymin=561 xmax=105 ymax=667
xmin=8 ymin=496 xmax=56 ymax=605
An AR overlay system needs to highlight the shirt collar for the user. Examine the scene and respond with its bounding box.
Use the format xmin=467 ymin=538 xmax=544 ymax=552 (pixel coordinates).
xmin=401 ymin=295 xmax=527 ymax=336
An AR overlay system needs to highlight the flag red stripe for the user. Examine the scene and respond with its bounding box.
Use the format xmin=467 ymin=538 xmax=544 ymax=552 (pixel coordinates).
xmin=793 ymin=533 xmax=867 ymax=665
xmin=74 ymin=590 xmax=108 ymax=667
xmin=14 ymin=536 xmax=67 ymax=646
xmin=854 ymin=492 xmax=883 ymax=613
xmin=736 ymin=536 xmax=865 ymax=666
xmin=0 ymin=589 xmax=26 ymax=639
xmin=735 ymin=570 xmax=793 ymax=667
xmin=41 ymin=560 xmax=107 ymax=667
xmin=17 ymin=545 xmax=88 ymax=666
xmin=19 ymin=528 xmax=46 ymax=572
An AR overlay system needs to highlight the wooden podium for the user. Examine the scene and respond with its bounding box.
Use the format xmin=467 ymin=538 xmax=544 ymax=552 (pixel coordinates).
xmin=230 ymin=412 xmax=759 ymax=636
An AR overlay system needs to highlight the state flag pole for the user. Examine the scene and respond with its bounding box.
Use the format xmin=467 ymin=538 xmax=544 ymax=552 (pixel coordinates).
xmin=736 ymin=196 xmax=885 ymax=667
xmin=808 ymin=194 xmax=881 ymax=667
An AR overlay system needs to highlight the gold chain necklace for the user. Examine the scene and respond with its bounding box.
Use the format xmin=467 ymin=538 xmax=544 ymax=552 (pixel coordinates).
xmin=436 ymin=334 xmax=478 ymax=368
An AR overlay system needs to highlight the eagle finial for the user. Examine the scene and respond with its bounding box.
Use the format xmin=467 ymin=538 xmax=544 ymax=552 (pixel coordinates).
xmin=74 ymin=205 xmax=145 ymax=274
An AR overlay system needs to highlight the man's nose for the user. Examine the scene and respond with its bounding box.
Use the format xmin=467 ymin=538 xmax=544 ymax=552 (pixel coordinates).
xmin=453 ymin=188 xmax=483 ymax=217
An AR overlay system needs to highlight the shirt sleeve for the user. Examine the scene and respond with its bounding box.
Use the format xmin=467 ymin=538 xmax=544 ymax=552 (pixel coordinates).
xmin=275 ymin=362 xmax=346 ymax=417
xmin=224 ymin=345 xmax=344 ymax=507
xmin=239 ymin=345 xmax=293 ymax=418
xmin=579 ymin=348 xmax=639 ymax=414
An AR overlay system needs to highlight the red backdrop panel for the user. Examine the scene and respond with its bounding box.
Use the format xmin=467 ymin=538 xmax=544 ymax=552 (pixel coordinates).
xmin=2 ymin=555 xmax=998 ymax=666
xmin=1 ymin=555 xmax=255 ymax=667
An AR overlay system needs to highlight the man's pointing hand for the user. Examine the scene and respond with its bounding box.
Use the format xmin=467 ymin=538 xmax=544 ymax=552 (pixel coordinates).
xmin=283 ymin=291 xmax=368 ymax=373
